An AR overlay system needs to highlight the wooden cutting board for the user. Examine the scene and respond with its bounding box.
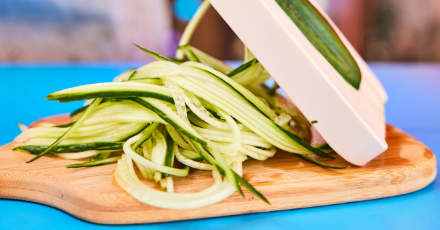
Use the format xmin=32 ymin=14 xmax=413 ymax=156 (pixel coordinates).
xmin=0 ymin=115 xmax=436 ymax=224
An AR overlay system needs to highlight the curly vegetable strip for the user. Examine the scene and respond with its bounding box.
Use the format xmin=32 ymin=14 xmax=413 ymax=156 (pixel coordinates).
xmin=115 ymin=154 xmax=236 ymax=210
xmin=13 ymin=2 xmax=349 ymax=209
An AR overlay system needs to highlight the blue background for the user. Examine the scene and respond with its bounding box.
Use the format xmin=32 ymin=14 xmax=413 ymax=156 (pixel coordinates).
xmin=174 ymin=0 xmax=201 ymax=21
xmin=0 ymin=63 xmax=439 ymax=229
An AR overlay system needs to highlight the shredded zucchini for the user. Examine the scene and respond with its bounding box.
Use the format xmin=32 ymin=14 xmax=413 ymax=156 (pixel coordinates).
xmin=13 ymin=2 xmax=347 ymax=210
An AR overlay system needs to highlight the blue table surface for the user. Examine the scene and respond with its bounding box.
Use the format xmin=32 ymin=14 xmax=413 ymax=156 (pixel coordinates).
xmin=0 ymin=63 xmax=439 ymax=230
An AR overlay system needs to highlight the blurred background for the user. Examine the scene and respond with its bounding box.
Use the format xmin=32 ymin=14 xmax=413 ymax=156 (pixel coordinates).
xmin=1 ymin=0 xmax=440 ymax=63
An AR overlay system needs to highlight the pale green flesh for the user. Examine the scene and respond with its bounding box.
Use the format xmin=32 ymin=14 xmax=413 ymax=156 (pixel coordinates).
xmin=14 ymin=1 xmax=348 ymax=210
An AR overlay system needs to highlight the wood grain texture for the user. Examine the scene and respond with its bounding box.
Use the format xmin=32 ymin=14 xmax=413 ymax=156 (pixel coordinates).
xmin=0 ymin=115 xmax=436 ymax=224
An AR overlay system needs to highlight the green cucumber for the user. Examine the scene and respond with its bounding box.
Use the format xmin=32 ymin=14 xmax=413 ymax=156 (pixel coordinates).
xmin=178 ymin=45 xmax=233 ymax=74
xmin=227 ymin=59 xmax=258 ymax=77
xmin=14 ymin=142 xmax=122 ymax=154
xmin=134 ymin=43 xmax=184 ymax=64
xmin=275 ymin=0 xmax=361 ymax=89
xmin=164 ymin=135 xmax=176 ymax=168
xmin=17 ymin=122 xmax=148 ymax=148
xmin=12 ymin=0 xmax=352 ymax=208
xmin=133 ymin=123 xmax=159 ymax=150
xmin=132 ymin=98 xmax=207 ymax=145
xmin=168 ymin=65 xmax=329 ymax=157
xmin=131 ymin=61 xmax=182 ymax=80
xmin=228 ymin=58 xmax=270 ymax=85
xmin=47 ymin=82 xmax=173 ymax=103
xmin=55 ymin=122 xmax=75 ymax=128
xmin=26 ymin=98 xmax=103 ymax=163
xmin=183 ymin=62 xmax=277 ymax=119
xmin=114 ymin=69 xmax=137 ymax=82
xmin=180 ymin=46 xmax=200 ymax=62
xmin=70 ymin=105 xmax=88 ymax=117
xmin=92 ymin=151 xmax=112 ymax=161
xmin=180 ymin=149 xmax=202 ymax=161
xmin=300 ymin=155 xmax=348 ymax=169
xmin=175 ymin=1 xmax=211 ymax=59
xmin=16 ymin=102 xmax=150 ymax=149
xmin=232 ymin=171 xmax=269 ymax=204
xmin=244 ymin=47 xmax=255 ymax=62
xmin=162 ymin=135 xmax=176 ymax=177
xmin=66 ymin=156 xmax=121 ymax=168
xmin=127 ymin=70 xmax=138 ymax=80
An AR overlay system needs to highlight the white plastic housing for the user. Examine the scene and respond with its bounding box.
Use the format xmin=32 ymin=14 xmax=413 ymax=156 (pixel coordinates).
xmin=208 ymin=0 xmax=388 ymax=165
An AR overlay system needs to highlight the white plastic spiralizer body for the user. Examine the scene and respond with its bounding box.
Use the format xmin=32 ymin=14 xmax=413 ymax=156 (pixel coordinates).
xmin=208 ymin=0 xmax=388 ymax=166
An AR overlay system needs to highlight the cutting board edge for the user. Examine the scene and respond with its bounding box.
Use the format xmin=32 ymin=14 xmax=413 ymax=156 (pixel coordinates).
xmin=0 ymin=124 xmax=437 ymax=225
xmin=0 ymin=161 xmax=436 ymax=225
